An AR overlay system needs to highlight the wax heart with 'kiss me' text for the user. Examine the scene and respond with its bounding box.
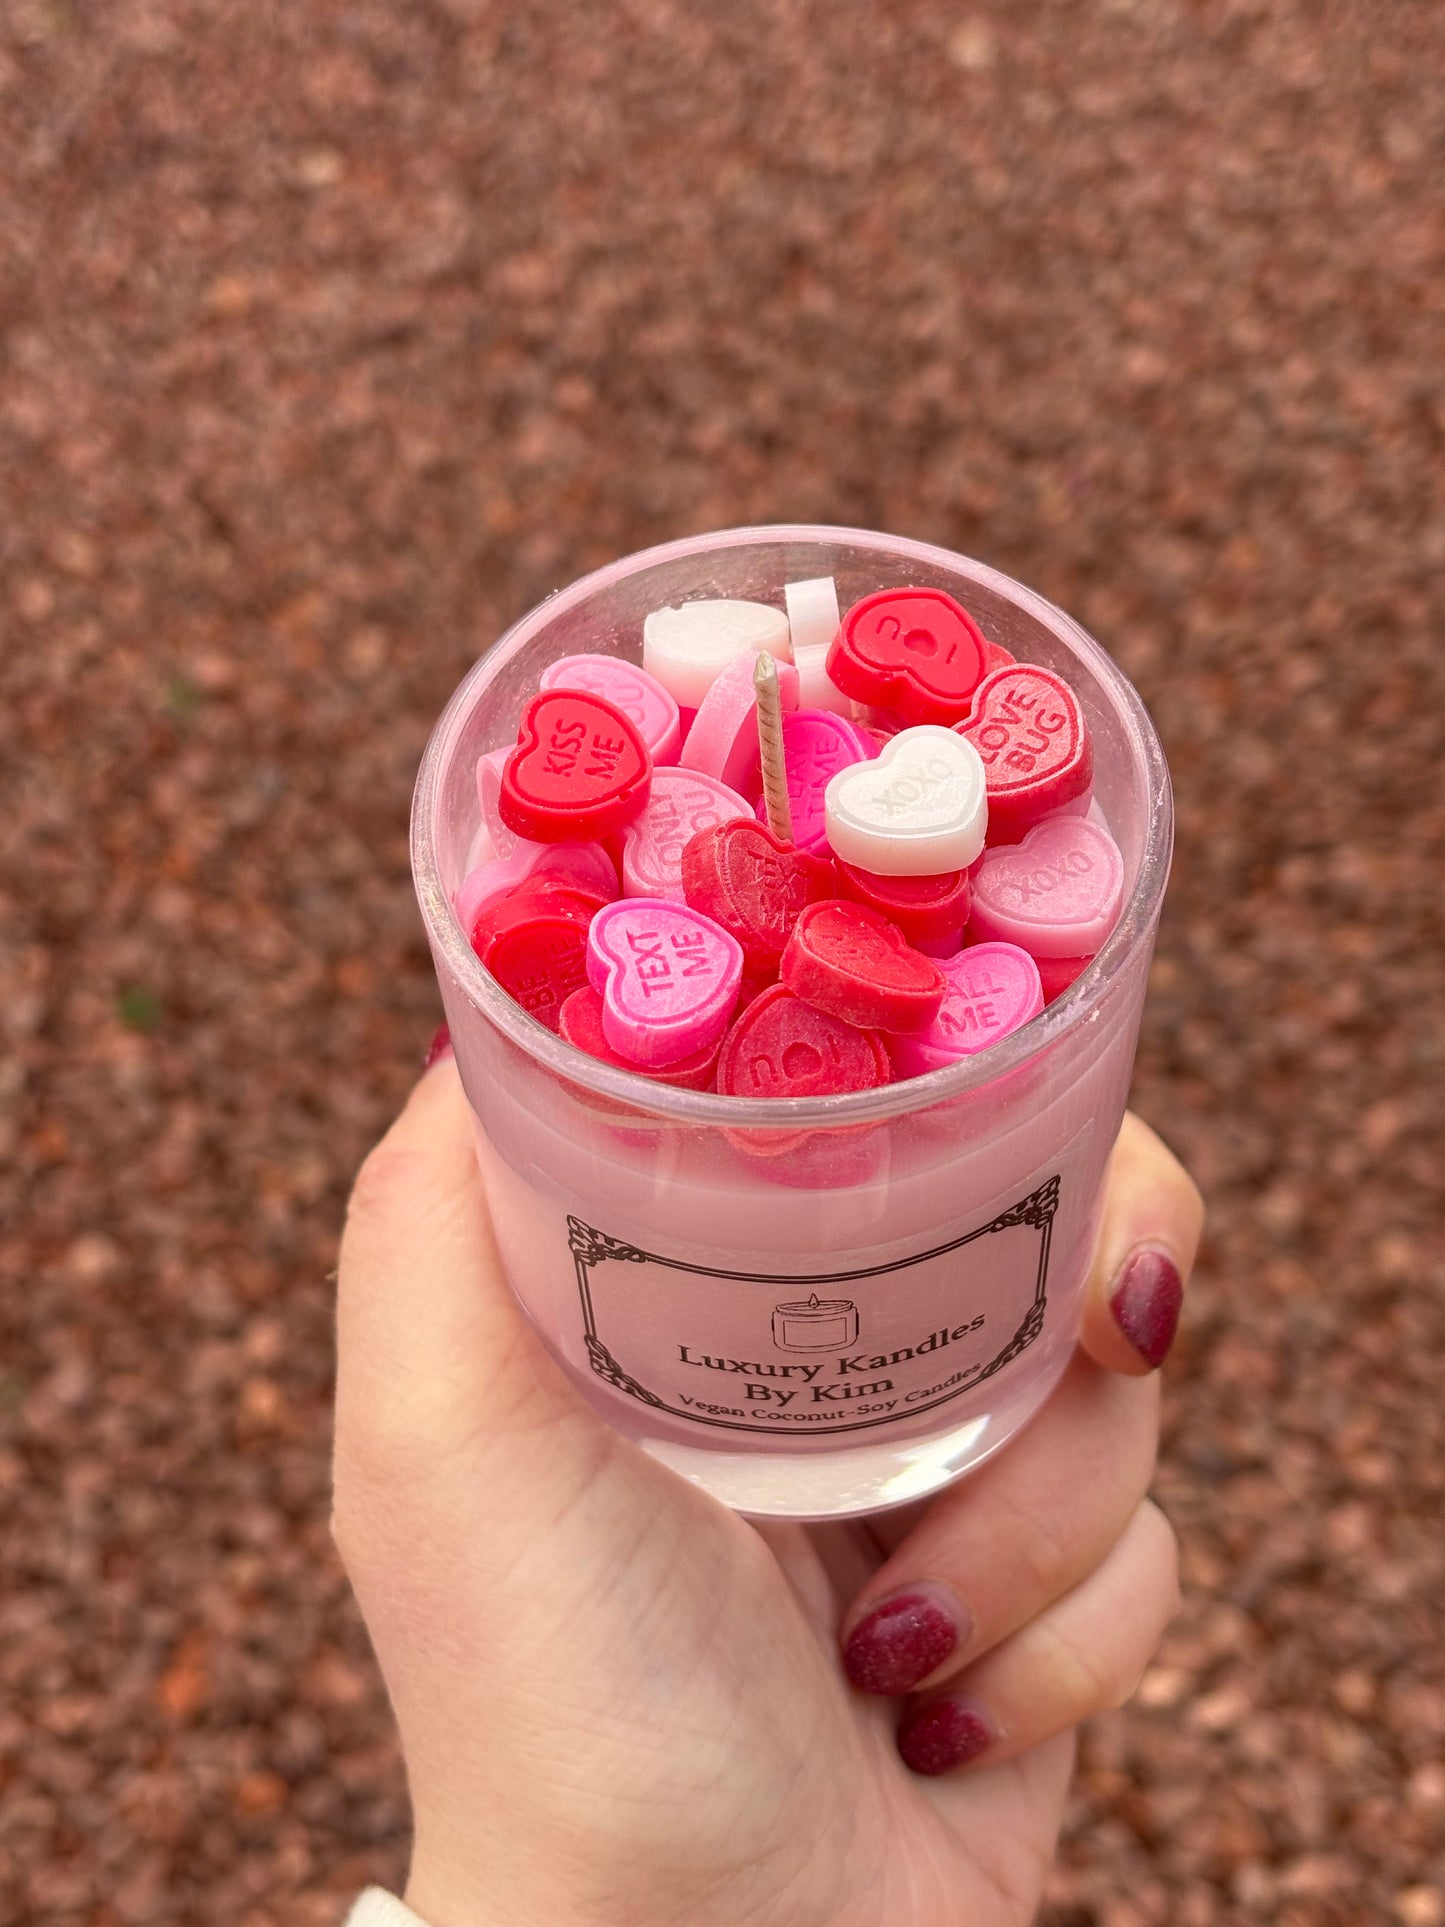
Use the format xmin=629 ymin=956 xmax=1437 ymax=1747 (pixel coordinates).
xmin=500 ymin=689 xmax=652 ymax=844
xmin=969 ymin=816 xmax=1124 ymax=958
xmin=957 ymin=663 xmax=1092 ymax=842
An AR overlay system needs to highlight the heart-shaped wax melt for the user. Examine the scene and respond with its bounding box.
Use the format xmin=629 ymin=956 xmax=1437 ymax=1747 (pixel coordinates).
xmin=716 ymin=983 xmax=890 ymax=1101
xmin=784 ymin=577 xmax=851 ymax=717
xmin=827 ymin=587 xmax=990 ymax=726
xmin=642 ymin=599 xmax=793 ymax=710
xmin=824 ymin=725 xmax=988 ymax=875
xmin=957 ymin=663 xmax=1092 ymax=841
xmin=586 ymin=898 xmax=743 ymax=1067
xmin=969 ymin=817 xmax=1124 ymax=958
xmin=559 ymin=985 xmax=721 ymax=1090
xmin=835 ymin=858 xmax=972 ymax=946
xmin=540 ymin=654 xmax=682 ymax=764
xmin=679 ymin=647 xmax=800 ymax=794
xmin=781 ymin=899 xmax=946 ymax=1033
xmin=621 ymin=766 xmax=752 ymax=901
xmin=890 ymin=943 xmax=1044 ymax=1076
xmin=500 ymin=689 xmax=652 ymax=844
xmin=752 ymin=709 xmax=876 ymax=855
xmin=681 ymin=819 xmax=836 ymax=970
xmin=469 ymin=886 xmax=599 ymax=1031
xmin=454 ymin=839 xmax=618 ymax=935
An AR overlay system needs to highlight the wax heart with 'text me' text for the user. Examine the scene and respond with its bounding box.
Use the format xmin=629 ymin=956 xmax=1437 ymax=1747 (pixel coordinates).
xmin=586 ymin=898 xmax=743 ymax=1067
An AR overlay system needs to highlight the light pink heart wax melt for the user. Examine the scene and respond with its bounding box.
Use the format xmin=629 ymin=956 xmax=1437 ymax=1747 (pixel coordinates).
xmin=968 ymin=816 xmax=1125 ymax=958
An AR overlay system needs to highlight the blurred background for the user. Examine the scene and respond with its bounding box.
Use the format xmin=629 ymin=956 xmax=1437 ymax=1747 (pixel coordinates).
xmin=2 ymin=0 xmax=1442 ymax=1921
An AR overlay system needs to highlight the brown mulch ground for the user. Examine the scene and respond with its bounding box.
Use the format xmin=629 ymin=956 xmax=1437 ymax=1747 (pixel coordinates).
xmin=2 ymin=1 xmax=1442 ymax=1921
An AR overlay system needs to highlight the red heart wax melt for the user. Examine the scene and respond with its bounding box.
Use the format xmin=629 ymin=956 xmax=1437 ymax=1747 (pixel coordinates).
xmin=469 ymin=885 xmax=597 ymax=1031
xmin=956 ymin=663 xmax=1092 ymax=841
xmin=499 ymin=689 xmax=652 ymax=844
xmin=1035 ymin=952 xmax=1093 ymax=1003
xmin=780 ymin=900 xmax=947 ymax=1033
xmin=835 ymin=859 xmax=973 ymax=946
xmin=681 ymin=819 xmax=836 ymax=972
xmin=827 ymin=587 xmax=990 ymax=727
xmin=559 ymin=985 xmax=720 ymax=1090
xmin=716 ymin=982 xmax=890 ymax=1101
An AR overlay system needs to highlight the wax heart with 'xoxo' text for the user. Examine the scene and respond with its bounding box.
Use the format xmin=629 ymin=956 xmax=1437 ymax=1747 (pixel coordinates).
xmin=969 ymin=816 xmax=1124 ymax=958
xmin=824 ymin=725 xmax=988 ymax=876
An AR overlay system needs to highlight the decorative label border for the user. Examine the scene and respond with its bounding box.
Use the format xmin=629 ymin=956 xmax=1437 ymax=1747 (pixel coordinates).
xmin=566 ymin=1174 xmax=1060 ymax=1437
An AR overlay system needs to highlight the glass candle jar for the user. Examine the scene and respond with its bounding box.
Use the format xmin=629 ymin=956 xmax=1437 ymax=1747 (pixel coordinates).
xmin=412 ymin=526 xmax=1171 ymax=1520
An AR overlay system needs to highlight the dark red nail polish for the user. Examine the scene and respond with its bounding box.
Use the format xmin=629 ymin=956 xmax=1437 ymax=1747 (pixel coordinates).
xmin=897 ymin=1694 xmax=996 ymax=1776
xmin=843 ymin=1591 xmax=963 ymax=1696
xmin=423 ymin=1023 xmax=453 ymax=1069
xmin=1109 ymin=1248 xmax=1183 ymax=1369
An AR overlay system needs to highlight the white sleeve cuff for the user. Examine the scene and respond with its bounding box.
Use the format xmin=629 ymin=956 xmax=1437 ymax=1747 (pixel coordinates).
xmin=343 ymin=1889 xmax=431 ymax=1927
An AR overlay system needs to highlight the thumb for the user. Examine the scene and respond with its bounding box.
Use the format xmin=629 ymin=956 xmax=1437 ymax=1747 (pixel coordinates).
xmin=332 ymin=1058 xmax=679 ymax=1622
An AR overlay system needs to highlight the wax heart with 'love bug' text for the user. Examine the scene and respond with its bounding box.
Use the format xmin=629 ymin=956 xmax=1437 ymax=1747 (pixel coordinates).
xmin=957 ymin=663 xmax=1092 ymax=842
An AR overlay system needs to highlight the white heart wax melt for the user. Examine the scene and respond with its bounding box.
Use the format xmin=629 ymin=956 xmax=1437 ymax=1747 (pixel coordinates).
xmin=823 ymin=725 xmax=988 ymax=876
xmin=642 ymin=599 xmax=792 ymax=710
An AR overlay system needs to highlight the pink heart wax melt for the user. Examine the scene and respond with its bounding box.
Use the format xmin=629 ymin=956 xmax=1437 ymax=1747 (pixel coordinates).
xmin=890 ymin=943 xmax=1044 ymax=1076
xmin=586 ymin=897 xmax=744 ymax=1067
xmin=679 ymin=647 xmax=800 ymax=794
xmin=754 ymin=708 xmax=877 ymax=855
xmin=968 ymin=817 xmax=1125 ymax=958
xmin=620 ymin=766 xmax=752 ymax=902
xmin=540 ymin=653 xmax=682 ymax=765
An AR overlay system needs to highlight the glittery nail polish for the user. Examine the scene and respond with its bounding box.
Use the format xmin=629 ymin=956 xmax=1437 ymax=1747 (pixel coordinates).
xmin=843 ymin=1590 xmax=965 ymax=1696
xmin=1109 ymin=1248 xmax=1183 ymax=1369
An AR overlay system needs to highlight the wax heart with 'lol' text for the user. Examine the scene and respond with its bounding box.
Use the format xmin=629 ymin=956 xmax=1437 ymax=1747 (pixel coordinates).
xmin=824 ymin=725 xmax=988 ymax=875
xmin=781 ymin=899 xmax=946 ymax=1033
xmin=586 ymin=897 xmax=743 ymax=1067
xmin=681 ymin=818 xmax=836 ymax=971
xmin=969 ymin=816 xmax=1124 ymax=958
xmin=890 ymin=942 xmax=1044 ymax=1077
xmin=621 ymin=766 xmax=752 ymax=901
xmin=827 ymin=587 xmax=991 ymax=726
xmin=957 ymin=663 xmax=1092 ymax=842
xmin=499 ymin=689 xmax=652 ymax=844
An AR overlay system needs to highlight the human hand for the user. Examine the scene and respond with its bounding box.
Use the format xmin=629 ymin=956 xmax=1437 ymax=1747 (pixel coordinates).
xmin=334 ymin=1062 xmax=1202 ymax=1927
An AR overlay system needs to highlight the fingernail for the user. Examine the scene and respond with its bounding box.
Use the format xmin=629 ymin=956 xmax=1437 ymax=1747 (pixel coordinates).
xmin=423 ymin=1023 xmax=453 ymax=1069
xmin=843 ymin=1590 xmax=967 ymax=1696
xmin=897 ymin=1693 xmax=998 ymax=1776
xmin=1109 ymin=1247 xmax=1183 ymax=1369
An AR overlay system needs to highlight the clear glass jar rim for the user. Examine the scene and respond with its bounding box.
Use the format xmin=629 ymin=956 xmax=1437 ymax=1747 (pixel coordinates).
xmin=411 ymin=524 xmax=1172 ymax=1127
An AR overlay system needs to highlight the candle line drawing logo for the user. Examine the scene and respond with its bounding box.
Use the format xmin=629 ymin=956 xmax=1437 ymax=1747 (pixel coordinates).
xmin=771 ymin=1294 xmax=861 ymax=1352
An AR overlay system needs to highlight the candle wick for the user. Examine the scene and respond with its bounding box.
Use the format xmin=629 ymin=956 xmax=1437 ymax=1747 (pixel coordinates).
xmin=807 ymin=1293 xmax=820 ymax=1308
xmin=754 ymin=651 xmax=793 ymax=845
